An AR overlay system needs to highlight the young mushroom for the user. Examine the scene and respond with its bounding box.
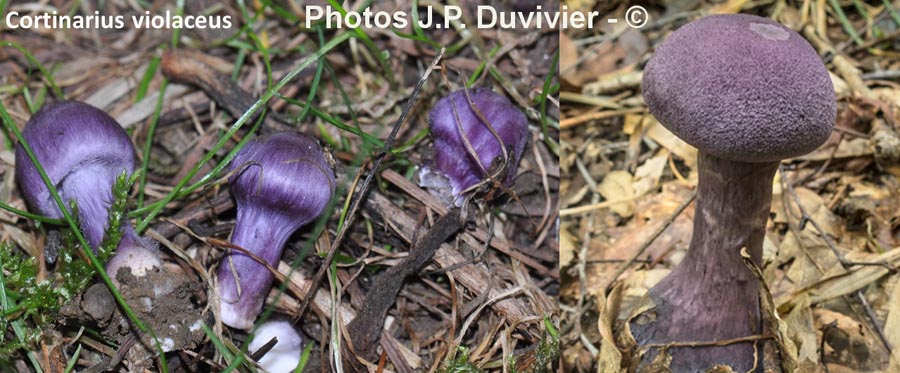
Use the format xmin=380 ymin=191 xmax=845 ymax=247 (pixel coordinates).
xmin=344 ymin=88 xmax=531 ymax=363
xmin=632 ymin=14 xmax=835 ymax=371
xmin=15 ymin=101 xmax=136 ymax=251
xmin=248 ymin=320 xmax=303 ymax=373
xmin=418 ymin=88 xmax=529 ymax=206
xmin=218 ymin=132 xmax=335 ymax=329
xmin=105 ymin=225 xmax=162 ymax=287
xmin=16 ymin=101 xmax=162 ymax=283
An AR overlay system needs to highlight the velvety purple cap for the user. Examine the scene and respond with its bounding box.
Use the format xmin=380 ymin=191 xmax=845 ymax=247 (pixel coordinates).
xmin=419 ymin=88 xmax=529 ymax=206
xmin=642 ymin=14 xmax=836 ymax=162
xmin=218 ymin=132 xmax=335 ymax=329
xmin=15 ymin=101 xmax=136 ymax=250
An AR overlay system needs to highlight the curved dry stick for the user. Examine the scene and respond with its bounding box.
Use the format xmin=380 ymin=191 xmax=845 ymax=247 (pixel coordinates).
xmin=345 ymin=208 xmax=463 ymax=368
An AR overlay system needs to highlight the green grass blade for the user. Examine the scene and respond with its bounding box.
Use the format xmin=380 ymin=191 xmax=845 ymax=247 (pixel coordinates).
xmin=539 ymin=50 xmax=560 ymax=155
xmin=884 ymin=0 xmax=900 ymax=27
xmin=137 ymin=78 xmax=169 ymax=208
xmin=134 ymin=56 xmax=161 ymax=103
xmin=127 ymin=113 xmax=265 ymax=218
xmin=829 ymin=0 xmax=864 ymax=45
xmin=1 ymin=41 xmax=64 ymax=99
xmin=63 ymin=343 xmax=82 ymax=373
xmin=0 ymin=201 xmax=65 ymax=225
xmin=323 ymin=0 xmax=395 ymax=85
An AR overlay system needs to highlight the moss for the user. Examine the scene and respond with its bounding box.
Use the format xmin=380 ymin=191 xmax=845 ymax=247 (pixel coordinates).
xmin=439 ymin=346 xmax=483 ymax=373
xmin=0 ymin=169 xmax=132 ymax=356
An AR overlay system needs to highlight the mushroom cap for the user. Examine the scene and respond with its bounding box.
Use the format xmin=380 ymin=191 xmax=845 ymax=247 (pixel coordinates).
xmin=419 ymin=88 xmax=529 ymax=206
xmin=642 ymin=14 xmax=836 ymax=162
xmin=105 ymin=225 xmax=161 ymax=287
xmin=16 ymin=101 xmax=136 ymax=215
xmin=229 ymin=132 xmax=335 ymax=232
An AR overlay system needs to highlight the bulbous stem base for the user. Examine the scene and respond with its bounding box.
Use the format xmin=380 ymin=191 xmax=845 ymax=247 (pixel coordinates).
xmin=631 ymin=153 xmax=778 ymax=373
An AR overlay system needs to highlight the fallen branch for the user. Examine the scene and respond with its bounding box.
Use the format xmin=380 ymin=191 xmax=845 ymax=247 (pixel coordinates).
xmin=345 ymin=208 xmax=463 ymax=367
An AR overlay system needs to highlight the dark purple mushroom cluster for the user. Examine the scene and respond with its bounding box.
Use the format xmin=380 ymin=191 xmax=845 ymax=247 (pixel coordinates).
xmin=633 ymin=14 xmax=836 ymax=372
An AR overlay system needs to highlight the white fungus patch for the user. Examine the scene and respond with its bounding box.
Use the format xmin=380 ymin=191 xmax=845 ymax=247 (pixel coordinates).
xmin=139 ymin=297 xmax=153 ymax=312
xmin=160 ymin=338 xmax=175 ymax=352
xmin=189 ymin=320 xmax=202 ymax=332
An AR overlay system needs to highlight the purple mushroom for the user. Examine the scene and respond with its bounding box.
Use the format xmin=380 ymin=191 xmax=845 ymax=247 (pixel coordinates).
xmin=218 ymin=132 xmax=335 ymax=329
xmin=16 ymin=100 xmax=161 ymax=287
xmin=632 ymin=14 xmax=836 ymax=371
xmin=418 ymin=88 xmax=529 ymax=206
xmin=105 ymin=225 xmax=162 ymax=287
xmin=15 ymin=101 xmax=136 ymax=251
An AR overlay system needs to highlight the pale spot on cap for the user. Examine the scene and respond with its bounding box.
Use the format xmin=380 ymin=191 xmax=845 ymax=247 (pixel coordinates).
xmin=750 ymin=22 xmax=790 ymax=41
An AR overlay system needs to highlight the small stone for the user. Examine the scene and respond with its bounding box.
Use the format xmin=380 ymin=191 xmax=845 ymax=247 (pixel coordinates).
xmin=82 ymin=283 xmax=114 ymax=322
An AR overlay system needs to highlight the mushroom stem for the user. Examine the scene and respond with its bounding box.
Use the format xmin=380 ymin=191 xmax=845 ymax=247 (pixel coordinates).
xmin=218 ymin=207 xmax=297 ymax=330
xmin=61 ymin=163 xmax=121 ymax=250
xmin=634 ymin=153 xmax=777 ymax=372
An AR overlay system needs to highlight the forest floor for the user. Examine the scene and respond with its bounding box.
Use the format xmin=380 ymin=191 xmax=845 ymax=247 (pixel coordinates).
xmin=0 ymin=1 xmax=559 ymax=372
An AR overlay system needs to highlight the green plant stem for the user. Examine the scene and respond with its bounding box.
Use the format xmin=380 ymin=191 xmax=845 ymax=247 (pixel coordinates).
xmin=850 ymin=0 xmax=869 ymax=20
xmin=0 ymin=201 xmax=65 ymax=224
xmin=128 ymin=113 xmax=264 ymax=218
xmin=467 ymin=45 xmax=501 ymax=87
xmin=137 ymin=78 xmax=169 ymax=208
xmin=884 ymin=0 xmax=900 ymax=27
xmin=323 ymin=0 xmax=395 ymax=86
xmin=829 ymin=0 xmax=864 ymax=45
xmin=277 ymin=95 xmax=384 ymax=147
xmin=296 ymin=26 xmax=328 ymax=123
xmin=201 ymin=322 xmax=235 ymax=365
xmin=64 ymin=344 xmax=81 ymax=373
xmin=540 ymin=50 xmax=560 ymax=155
xmin=171 ymin=0 xmax=185 ymax=48
xmin=236 ymin=0 xmax=274 ymax=86
xmin=135 ymin=56 xmax=161 ymax=103
xmin=138 ymin=1 xmax=183 ymax=207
